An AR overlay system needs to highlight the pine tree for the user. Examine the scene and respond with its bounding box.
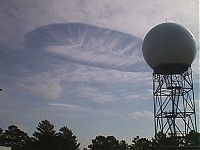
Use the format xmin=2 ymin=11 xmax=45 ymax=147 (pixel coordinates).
xmin=57 ymin=126 xmax=80 ymax=150
xmin=33 ymin=120 xmax=56 ymax=150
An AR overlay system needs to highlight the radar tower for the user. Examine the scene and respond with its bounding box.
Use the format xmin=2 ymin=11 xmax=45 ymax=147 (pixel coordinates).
xmin=142 ymin=23 xmax=197 ymax=148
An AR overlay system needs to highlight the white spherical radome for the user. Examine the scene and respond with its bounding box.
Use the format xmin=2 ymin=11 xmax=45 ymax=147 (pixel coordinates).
xmin=142 ymin=23 xmax=196 ymax=73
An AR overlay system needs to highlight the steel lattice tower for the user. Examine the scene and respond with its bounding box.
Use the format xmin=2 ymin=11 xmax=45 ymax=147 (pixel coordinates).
xmin=153 ymin=67 xmax=197 ymax=138
xmin=142 ymin=23 xmax=198 ymax=145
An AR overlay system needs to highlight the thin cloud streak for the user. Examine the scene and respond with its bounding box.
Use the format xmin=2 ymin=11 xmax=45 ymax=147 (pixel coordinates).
xmin=49 ymin=103 xmax=84 ymax=112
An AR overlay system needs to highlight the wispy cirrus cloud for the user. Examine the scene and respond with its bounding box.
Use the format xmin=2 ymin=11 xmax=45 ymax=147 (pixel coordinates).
xmin=0 ymin=0 xmax=198 ymax=48
xmin=77 ymin=86 xmax=116 ymax=103
xmin=129 ymin=110 xmax=153 ymax=120
xmin=16 ymin=74 xmax=62 ymax=100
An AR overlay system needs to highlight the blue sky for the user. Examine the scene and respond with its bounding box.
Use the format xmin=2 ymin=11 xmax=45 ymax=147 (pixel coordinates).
xmin=0 ymin=0 xmax=199 ymax=148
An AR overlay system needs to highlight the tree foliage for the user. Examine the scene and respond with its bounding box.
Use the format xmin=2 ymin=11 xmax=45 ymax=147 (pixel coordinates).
xmin=0 ymin=125 xmax=31 ymax=150
xmin=88 ymin=135 xmax=129 ymax=150
xmin=57 ymin=126 xmax=80 ymax=150
xmin=32 ymin=120 xmax=80 ymax=150
xmin=0 ymin=128 xmax=3 ymax=137
xmin=118 ymin=140 xmax=129 ymax=150
xmin=185 ymin=130 xmax=200 ymax=146
xmin=33 ymin=120 xmax=56 ymax=140
xmin=152 ymin=131 xmax=200 ymax=149
xmin=0 ymin=120 xmax=199 ymax=150
xmin=0 ymin=120 xmax=80 ymax=150
xmin=33 ymin=120 xmax=57 ymax=150
xmin=129 ymin=136 xmax=152 ymax=150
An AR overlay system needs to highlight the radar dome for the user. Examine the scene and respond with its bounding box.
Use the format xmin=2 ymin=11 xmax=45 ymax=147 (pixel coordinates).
xmin=142 ymin=23 xmax=196 ymax=74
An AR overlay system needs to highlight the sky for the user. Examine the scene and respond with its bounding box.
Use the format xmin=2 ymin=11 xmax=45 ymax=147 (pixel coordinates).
xmin=0 ymin=0 xmax=199 ymax=148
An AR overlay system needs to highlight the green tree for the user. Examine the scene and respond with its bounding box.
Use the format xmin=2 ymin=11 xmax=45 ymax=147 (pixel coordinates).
xmin=33 ymin=120 xmax=57 ymax=150
xmin=118 ymin=140 xmax=129 ymax=150
xmin=57 ymin=126 xmax=80 ymax=150
xmin=88 ymin=135 xmax=107 ymax=150
xmin=130 ymin=136 xmax=152 ymax=150
xmin=185 ymin=130 xmax=200 ymax=147
xmin=0 ymin=127 xmax=4 ymax=145
xmin=152 ymin=132 xmax=184 ymax=149
xmin=0 ymin=128 xmax=3 ymax=136
xmin=33 ymin=120 xmax=56 ymax=140
xmin=1 ymin=125 xmax=31 ymax=150
xmin=88 ymin=135 xmax=123 ymax=150
xmin=0 ymin=127 xmax=3 ymax=142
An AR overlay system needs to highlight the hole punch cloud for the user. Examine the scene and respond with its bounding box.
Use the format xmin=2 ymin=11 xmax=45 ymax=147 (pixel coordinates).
xmin=25 ymin=23 xmax=150 ymax=72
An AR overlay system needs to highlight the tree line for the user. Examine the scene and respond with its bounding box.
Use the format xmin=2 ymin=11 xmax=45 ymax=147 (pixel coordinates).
xmin=0 ymin=120 xmax=199 ymax=150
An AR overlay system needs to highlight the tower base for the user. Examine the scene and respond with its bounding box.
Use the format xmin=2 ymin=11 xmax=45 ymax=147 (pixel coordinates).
xmin=153 ymin=67 xmax=197 ymax=141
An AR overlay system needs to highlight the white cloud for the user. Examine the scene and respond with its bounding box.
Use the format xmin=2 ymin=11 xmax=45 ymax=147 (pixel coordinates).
xmin=0 ymin=0 xmax=198 ymax=48
xmin=17 ymin=74 xmax=62 ymax=100
xmin=129 ymin=110 xmax=153 ymax=119
xmin=45 ymin=44 xmax=141 ymax=70
xmin=49 ymin=103 xmax=84 ymax=111
xmin=58 ymin=65 xmax=152 ymax=84
xmin=25 ymin=22 xmax=145 ymax=72
xmin=78 ymin=86 xmax=116 ymax=103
